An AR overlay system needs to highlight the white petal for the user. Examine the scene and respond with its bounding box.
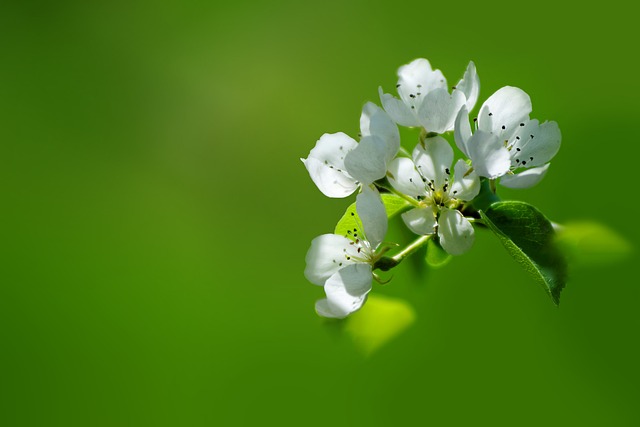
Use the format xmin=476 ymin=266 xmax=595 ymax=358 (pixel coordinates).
xmin=324 ymin=264 xmax=373 ymax=318
xmin=344 ymin=136 xmax=387 ymax=185
xmin=500 ymin=164 xmax=550 ymax=189
xmin=412 ymin=135 xmax=453 ymax=188
xmin=360 ymin=103 xmax=400 ymax=162
xmin=401 ymin=208 xmax=437 ymax=236
xmin=418 ymin=88 xmax=466 ymax=133
xmin=465 ymin=130 xmax=511 ymax=179
xmin=379 ymin=87 xmax=420 ymax=127
xmin=397 ymin=58 xmax=447 ymax=103
xmin=509 ymin=120 xmax=561 ymax=168
xmin=449 ymin=159 xmax=480 ymax=201
xmin=315 ymin=298 xmax=343 ymax=318
xmin=387 ymin=157 xmax=426 ymax=198
xmin=478 ymin=86 xmax=532 ymax=138
xmin=356 ymin=186 xmax=387 ymax=249
xmin=454 ymin=106 xmax=472 ymax=157
xmin=302 ymin=133 xmax=359 ymax=198
xmin=304 ymin=234 xmax=357 ymax=286
xmin=456 ymin=61 xmax=480 ymax=112
xmin=438 ymin=209 xmax=474 ymax=255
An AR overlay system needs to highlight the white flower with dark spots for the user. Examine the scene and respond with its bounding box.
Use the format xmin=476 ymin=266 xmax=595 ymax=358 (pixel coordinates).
xmin=379 ymin=59 xmax=480 ymax=134
xmin=304 ymin=187 xmax=387 ymax=318
xmin=455 ymin=86 xmax=561 ymax=188
xmin=387 ymin=136 xmax=480 ymax=255
xmin=301 ymin=103 xmax=400 ymax=198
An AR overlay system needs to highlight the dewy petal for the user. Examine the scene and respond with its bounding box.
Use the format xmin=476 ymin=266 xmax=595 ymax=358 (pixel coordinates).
xmin=449 ymin=159 xmax=480 ymax=201
xmin=500 ymin=164 xmax=550 ymax=189
xmin=356 ymin=186 xmax=387 ymax=249
xmin=302 ymin=132 xmax=359 ymax=198
xmin=379 ymin=87 xmax=420 ymax=127
xmin=456 ymin=61 xmax=480 ymax=112
xmin=344 ymin=135 xmax=387 ymax=185
xmin=387 ymin=157 xmax=427 ymax=198
xmin=323 ymin=264 xmax=373 ymax=318
xmin=412 ymin=135 xmax=453 ymax=188
xmin=397 ymin=58 xmax=447 ymax=103
xmin=304 ymin=234 xmax=357 ymax=286
xmin=401 ymin=207 xmax=437 ymax=236
xmin=438 ymin=208 xmax=474 ymax=255
xmin=509 ymin=120 xmax=561 ymax=168
xmin=360 ymin=102 xmax=400 ymax=162
xmin=465 ymin=130 xmax=511 ymax=179
xmin=478 ymin=86 xmax=532 ymax=138
xmin=418 ymin=88 xmax=466 ymax=134
xmin=454 ymin=106 xmax=472 ymax=157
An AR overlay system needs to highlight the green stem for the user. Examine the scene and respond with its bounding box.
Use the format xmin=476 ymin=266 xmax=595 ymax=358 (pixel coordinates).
xmin=391 ymin=234 xmax=433 ymax=263
xmin=398 ymin=146 xmax=411 ymax=157
xmin=375 ymin=183 xmax=421 ymax=208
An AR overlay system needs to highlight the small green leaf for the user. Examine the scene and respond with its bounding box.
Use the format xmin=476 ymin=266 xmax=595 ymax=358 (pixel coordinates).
xmin=555 ymin=221 xmax=632 ymax=267
xmin=479 ymin=201 xmax=567 ymax=305
xmin=334 ymin=193 xmax=410 ymax=237
xmin=381 ymin=193 xmax=412 ymax=218
xmin=344 ymin=295 xmax=416 ymax=356
xmin=334 ymin=201 xmax=359 ymax=238
xmin=425 ymin=238 xmax=452 ymax=268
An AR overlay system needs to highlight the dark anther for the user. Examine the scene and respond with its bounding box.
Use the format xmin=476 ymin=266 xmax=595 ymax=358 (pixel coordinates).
xmin=516 ymin=136 xmax=520 ymax=140
xmin=522 ymin=161 xmax=527 ymax=165
xmin=357 ymin=248 xmax=361 ymax=253
xmin=445 ymin=168 xmax=450 ymax=175
xmin=516 ymin=148 xmax=521 ymax=151
xmin=473 ymin=117 xmax=478 ymax=122
xmin=520 ymin=123 xmax=525 ymax=126
xmin=501 ymin=125 xmax=506 ymax=130
xmin=396 ymin=84 xmax=401 ymax=88
xmin=530 ymin=134 xmax=534 ymax=138
xmin=530 ymin=157 xmax=533 ymax=161
xmin=350 ymin=212 xmax=355 ymax=216
xmin=488 ymin=113 xmax=493 ymax=116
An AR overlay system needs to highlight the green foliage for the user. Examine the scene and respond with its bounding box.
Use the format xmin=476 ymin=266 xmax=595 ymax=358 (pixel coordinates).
xmin=555 ymin=221 xmax=632 ymax=267
xmin=425 ymin=238 xmax=452 ymax=268
xmin=344 ymin=295 xmax=416 ymax=356
xmin=334 ymin=193 xmax=411 ymax=237
xmin=480 ymin=201 xmax=567 ymax=305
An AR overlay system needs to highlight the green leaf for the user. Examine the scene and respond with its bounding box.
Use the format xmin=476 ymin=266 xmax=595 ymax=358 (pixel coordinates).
xmin=555 ymin=221 xmax=632 ymax=267
xmin=479 ymin=201 xmax=567 ymax=305
xmin=425 ymin=238 xmax=452 ymax=268
xmin=334 ymin=193 xmax=410 ymax=237
xmin=344 ymin=295 xmax=416 ymax=356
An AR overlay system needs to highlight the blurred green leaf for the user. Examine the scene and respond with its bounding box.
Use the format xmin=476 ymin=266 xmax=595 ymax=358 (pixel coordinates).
xmin=480 ymin=201 xmax=567 ymax=305
xmin=334 ymin=193 xmax=410 ymax=237
xmin=555 ymin=221 xmax=632 ymax=267
xmin=425 ymin=238 xmax=452 ymax=268
xmin=344 ymin=295 xmax=416 ymax=356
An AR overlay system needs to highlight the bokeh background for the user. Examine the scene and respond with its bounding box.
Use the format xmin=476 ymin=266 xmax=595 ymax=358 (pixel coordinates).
xmin=2 ymin=0 xmax=639 ymax=425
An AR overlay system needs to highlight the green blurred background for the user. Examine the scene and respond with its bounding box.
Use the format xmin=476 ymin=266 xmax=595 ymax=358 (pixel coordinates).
xmin=1 ymin=0 xmax=638 ymax=425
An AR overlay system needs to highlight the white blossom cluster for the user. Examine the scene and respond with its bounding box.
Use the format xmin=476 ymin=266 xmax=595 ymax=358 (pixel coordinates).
xmin=302 ymin=58 xmax=561 ymax=318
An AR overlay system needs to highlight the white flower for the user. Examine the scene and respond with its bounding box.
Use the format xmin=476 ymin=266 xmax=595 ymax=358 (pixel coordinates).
xmin=387 ymin=136 xmax=480 ymax=255
xmin=454 ymin=86 xmax=561 ymax=188
xmin=304 ymin=187 xmax=387 ymax=318
xmin=379 ymin=59 xmax=480 ymax=134
xmin=301 ymin=103 xmax=400 ymax=198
